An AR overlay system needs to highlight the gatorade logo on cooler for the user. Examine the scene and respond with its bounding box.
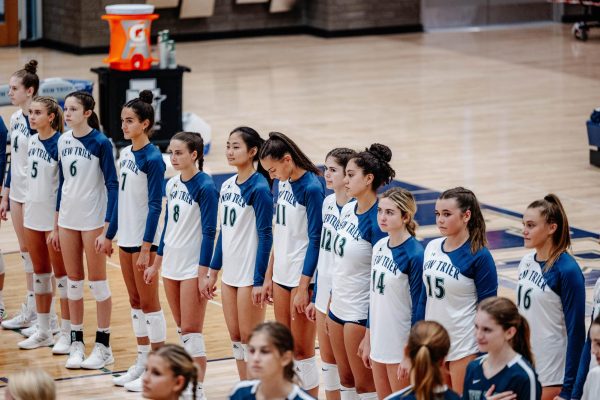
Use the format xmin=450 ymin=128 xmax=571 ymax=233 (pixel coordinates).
xmin=129 ymin=23 xmax=146 ymax=43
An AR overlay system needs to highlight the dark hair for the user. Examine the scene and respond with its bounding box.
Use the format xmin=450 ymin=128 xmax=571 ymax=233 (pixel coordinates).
xmin=527 ymin=194 xmax=571 ymax=271
xmin=350 ymin=143 xmax=395 ymax=190
xmin=381 ymin=187 xmax=418 ymax=236
xmin=172 ymin=131 xmax=204 ymax=170
xmin=406 ymin=321 xmax=450 ymax=400
xmin=123 ymin=89 xmax=155 ymax=135
xmin=64 ymin=91 xmax=100 ymax=130
xmin=249 ymin=321 xmax=295 ymax=383
xmin=152 ymin=344 xmax=198 ymax=399
xmin=229 ymin=126 xmax=271 ymax=185
xmin=13 ymin=60 xmax=40 ymax=96
xmin=259 ymin=131 xmax=321 ymax=176
xmin=326 ymin=147 xmax=356 ymax=169
xmin=32 ymin=96 xmax=64 ymax=133
xmin=478 ymin=297 xmax=535 ymax=367
xmin=439 ymin=187 xmax=487 ymax=253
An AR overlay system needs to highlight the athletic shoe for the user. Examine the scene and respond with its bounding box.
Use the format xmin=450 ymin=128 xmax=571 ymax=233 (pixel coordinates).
xmin=113 ymin=364 xmax=145 ymax=386
xmin=124 ymin=375 xmax=143 ymax=392
xmin=22 ymin=316 xmax=60 ymax=338
xmin=18 ymin=330 xmax=54 ymax=349
xmin=196 ymin=386 xmax=206 ymax=400
xmin=52 ymin=331 xmax=71 ymax=355
xmin=0 ymin=307 xmax=7 ymax=323
xmin=81 ymin=343 xmax=114 ymax=369
xmin=1 ymin=304 xmax=36 ymax=330
xmin=181 ymin=384 xmax=206 ymax=400
xmin=65 ymin=341 xmax=86 ymax=369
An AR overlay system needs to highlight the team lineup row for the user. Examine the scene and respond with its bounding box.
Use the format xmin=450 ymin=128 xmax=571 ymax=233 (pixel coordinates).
xmin=0 ymin=60 xmax=599 ymax=400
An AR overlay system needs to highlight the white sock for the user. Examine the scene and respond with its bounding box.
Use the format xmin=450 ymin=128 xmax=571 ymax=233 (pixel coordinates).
xmin=358 ymin=392 xmax=377 ymax=400
xmin=61 ymin=319 xmax=71 ymax=333
xmin=138 ymin=344 xmax=150 ymax=366
xmin=341 ymin=386 xmax=359 ymax=400
xmin=98 ymin=327 xmax=110 ymax=334
xmin=71 ymin=323 xmax=83 ymax=332
xmin=26 ymin=291 xmax=35 ymax=310
xmin=38 ymin=313 xmax=50 ymax=334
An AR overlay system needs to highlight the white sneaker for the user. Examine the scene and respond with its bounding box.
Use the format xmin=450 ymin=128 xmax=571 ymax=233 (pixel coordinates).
xmin=22 ymin=316 xmax=60 ymax=337
xmin=113 ymin=364 xmax=145 ymax=386
xmin=180 ymin=384 xmax=205 ymax=400
xmin=65 ymin=341 xmax=85 ymax=369
xmin=0 ymin=307 xmax=7 ymax=323
xmin=196 ymin=386 xmax=206 ymax=400
xmin=52 ymin=331 xmax=71 ymax=355
xmin=18 ymin=330 xmax=54 ymax=349
xmin=1 ymin=304 xmax=36 ymax=330
xmin=81 ymin=343 xmax=114 ymax=369
xmin=124 ymin=375 xmax=143 ymax=392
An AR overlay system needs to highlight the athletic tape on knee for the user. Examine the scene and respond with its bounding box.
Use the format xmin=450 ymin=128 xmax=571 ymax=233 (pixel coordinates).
xmin=33 ymin=273 xmax=53 ymax=294
xmin=182 ymin=333 xmax=206 ymax=358
xmin=340 ymin=386 xmax=359 ymax=400
xmin=56 ymin=276 xmax=68 ymax=299
xmin=21 ymin=252 xmax=33 ymax=273
xmin=89 ymin=280 xmax=111 ymax=302
xmin=0 ymin=253 xmax=5 ymax=274
xmin=295 ymin=356 xmax=319 ymax=390
xmin=145 ymin=310 xmax=167 ymax=343
xmin=322 ymin=362 xmax=341 ymax=391
xmin=232 ymin=341 xmax=244 ymax=361
xmin=67 ymin=279 xmax=84 ymax=300
xmin=242 ymin=343 xmax=248 ymax=362
xmin=131 ymin=309 xmax=148 ymax=338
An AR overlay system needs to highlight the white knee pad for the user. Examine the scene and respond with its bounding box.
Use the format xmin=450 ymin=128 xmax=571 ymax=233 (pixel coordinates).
xmin=242 ymin=343 xmax=249 ymax=362
xmin=56 ymin=276 xmax=68 ymax=299
xmin=322 ymin=362 xmax=341 ymax=391
xmin=0 ymin=253 xmax=5 ymax=274
xmin=182 ymin=332 xmax=206 ymax=358
xmin=21 ymin=252 xmax=33 ymax=273
xmin=131 ymin=308 xmax=148 ymax=338
xmin=145 ymin=310 xmax=167 ymax=343
xmin=33 ymin=273 xmax=53 ymax=294
xmin=67 ymin=279 xmax=84 ymax=301
xmin=89 ymin=280 xmax=111 ymax=302
xmin=295 ymin=356 xmax=319 ymax=390
xmin=232 ymin=341 xmax=244 ymax=361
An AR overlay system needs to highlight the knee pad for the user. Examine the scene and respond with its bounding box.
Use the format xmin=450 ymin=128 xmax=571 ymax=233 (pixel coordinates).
xmin=232 ymin=341 xmax=244 ymax=361
xmin=56 ymin=276 xmax=68 ymax=299
xmin=89 ymin=280 xmax=111 ymax=302
xmin=145 ymin=310 xmax=167 ymax=343
xmin=242 ymin=343 xmax=248 ymax=362
xmin=67 ymin=279 xmax=84 ymax=301
xmin=21 ymin=252 xmax=33 ymax=273
xmin=0 ymin=253 xmax=5 ymax=274
xmin=182 ymin=332 xmax=206 ymax=358
xmin=295 ymin=356 xmax=319 ymax=390
xmin=322 ymin=362 xmax=341 ymax=391
xmin=131 ymin=308 xmax=148 ymax=338
xmin=33 ymin=273 xmax=53 ymax=294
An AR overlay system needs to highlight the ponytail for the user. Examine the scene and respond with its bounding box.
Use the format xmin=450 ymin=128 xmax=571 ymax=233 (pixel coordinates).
xmin=350 ymin=143 xmax=395 ymax=191
xmin=172 ymin=131 xmax=204 ymax=170
xmin=65 ymin=91 xmax=100 ymax=131
xmin=439 ymin=187 xmax=487 ymax=253
xmin=259 ymin=132 xmax=321 ymax=176
xmin=230 ymin=126 xmax=272 ymax=186
xmin=380 ymin=187 xmax=418 ymax=236
xmin=32 ymin=96 xmax=64 ymax=133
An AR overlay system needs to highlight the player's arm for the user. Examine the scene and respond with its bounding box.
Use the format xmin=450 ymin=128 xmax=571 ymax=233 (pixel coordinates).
xmin=473 ymin=249 xmax=498 ymax=303
xmin=408 ymin=251 xmax=425 ymax=325
xmin=252 ymin=185 xmax=273 ymax=287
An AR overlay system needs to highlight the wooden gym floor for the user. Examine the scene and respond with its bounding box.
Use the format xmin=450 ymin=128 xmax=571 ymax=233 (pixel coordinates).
xmin=0 ymin=22 xmax=599 ymax=398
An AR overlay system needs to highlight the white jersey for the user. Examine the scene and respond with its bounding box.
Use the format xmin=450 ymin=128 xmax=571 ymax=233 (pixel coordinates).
xmin=330 ymin=200 xmax=386 ymax=321
xmin=582 ymin=366 xmax=600 ymax=400
xmin=517 ymin=251 xmax=585 ymax=397
xmin=272 ymin=172 xmax=324 ymax=287
xmin=589 ymin=279 xmax=600 ymax=370
xmin=57 ymin=129 xmax=118 ymax=231
xmin=423 ymin=238 xmax=497 ymax=361
xmin=6 ymin=109 xmax=34 ymax=202
xmin=369 ymin=236 xmax=424 ymax=364
xmin=158 ymin=172 xmax=218 ymax=281
xmin=210 ymin=173 xmax=273 ymax=287
xmin=24 ymin=133 xmax=60 ymax=231
xmin=106 ymin=144 xmax=165 ymax=247
xmin=314 ymin=194 xmax=343 ymax=313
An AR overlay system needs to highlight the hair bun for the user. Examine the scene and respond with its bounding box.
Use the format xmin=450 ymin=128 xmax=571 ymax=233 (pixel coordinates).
xmin=138 ymin=90 xmax=153 ymax=104
xmin=368 ymin=143 xmax=392 ymax=163
xmin=24 ymin=60 xmax=38 ymax=74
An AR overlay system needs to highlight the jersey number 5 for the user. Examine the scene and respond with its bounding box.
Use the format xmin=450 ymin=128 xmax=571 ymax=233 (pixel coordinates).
xmin=425 ymin=274 xmax=445 ymax=299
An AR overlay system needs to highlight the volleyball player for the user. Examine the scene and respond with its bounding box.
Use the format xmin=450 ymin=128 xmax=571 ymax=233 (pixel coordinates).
xmin=205 ymin=127 xmax=272 ymax=380
xmin=517 ymin=194 xmax=585 ymax=400
xmin=573 ymin=277 xmax=600 ymax=399
xmin=580 ymin=315 xmax=600 ymax=400
xmin=0 ymin=115 xmax=7 ymax=321
xmin=58 ymin=91 xmax=118 ymax=369
xmin=100 ymin=90 xmax=167 ymax=391
xmin=423 ymin=187 xmax=497 ymax=394
xmin=142 ymin=345 xmax=198 ymax=400
xmin=258 ymin=132 xmax=325 ymax=397
xmin=148 ymin=131 xmax=218 ymax=400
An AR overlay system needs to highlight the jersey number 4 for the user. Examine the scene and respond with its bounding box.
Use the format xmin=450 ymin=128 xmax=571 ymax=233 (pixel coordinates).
xmin=372 ymin=270 xmax=385 ymax=294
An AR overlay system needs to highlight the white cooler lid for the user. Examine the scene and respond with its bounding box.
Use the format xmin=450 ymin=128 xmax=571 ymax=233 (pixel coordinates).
xmin=105 ymin=4 xmax=155 ymax=15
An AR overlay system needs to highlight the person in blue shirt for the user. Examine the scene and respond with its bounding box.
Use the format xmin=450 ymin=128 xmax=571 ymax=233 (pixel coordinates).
xmin=259 ymin=132 xmax=325 ymax=398
xmin=141 ymin=344 xmax=198 ymax=400
xmin=229 ymin=321 xmax=315 ymax=400
xmin=463 ymin=296 xmax=541 ymax=400
xmin=517 ymin=194 xmax=585 ymax=400
xmin=385 ymin=320 xmax=460 ymax=400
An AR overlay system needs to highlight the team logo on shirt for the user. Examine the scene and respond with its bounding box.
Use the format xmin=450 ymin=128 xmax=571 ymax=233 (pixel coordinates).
xmin=61 ymin=146 xmax=92 ymax=160
xmin=221 ymin=191 xmax=246 ymax=208
xmin=518 ymin=268 xmax=548 ymax=291
xmin=120 ymin=158 xmax=140 ymax=174
xmin=423 ymin=259 xmax=460 ymax=280
xmin=466 ymin=390 xmax=483 ymax=400
xmin=373 ymin=254 xmax=400 ymax=275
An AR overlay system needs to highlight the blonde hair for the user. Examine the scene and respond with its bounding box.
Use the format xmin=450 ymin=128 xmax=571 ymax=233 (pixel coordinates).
xmin=32 ymin=96 xmax=64 ymax=133
xmin=152 ymin=344 xmax=198 ymax=399
xmin=381 ymin=187 xmax=418 ymax=236
xmin=7 ymin=368 xmax=55 ymax=400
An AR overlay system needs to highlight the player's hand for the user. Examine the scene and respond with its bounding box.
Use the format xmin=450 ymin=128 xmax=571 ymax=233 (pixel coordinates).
xmin=47 ymin=228 xmax=61 ymax=252
xmin=102 ymin=238 xmax=113 ymax=257
xmin=0 ymin=198 xmax=8 ymax=221
xmin=94 ymin=234 xmax=106 ymax=254
xmin=397 ymin=357 xmax=411 ymax=381
xmin=261 ymin=279 xmax=273 ymax=307
xmin=292 ymin=287 xmax=310 ymax=317
xmin=136 ymin=247 xmax=150 ymax=270
xmin=252 ymin=286 xmax=263 ymax=306
xmin=484 ymin=385 xmax=516 ymax=400
xmin=144 ymin=265 xmax=158 ymax=285
xmin=305 ymin=303 xmax=316 ymax=321
xmin=552 ymin=397 xmax=566 ymax=400
xmin=358 ymin=333 xmax=371 ymax=369
xmin=207 ymin=271 xmax=218 ymax=298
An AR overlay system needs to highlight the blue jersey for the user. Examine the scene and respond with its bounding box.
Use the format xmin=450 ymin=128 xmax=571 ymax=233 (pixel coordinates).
xmin=463 ymin=354 xmax=541 ymax=400
xmin=423 ymin=238 xmax=497 ymax=361
xmin=158 ymin=172 xmax=218 ymax=280
xmin=229 ymin=380 xmax=315 ymax=400
xmin=210 ymin=172 xmax=273 ymax=287
xmin=574 ymin=278 xmax=600 ymax=399
xmin=106 ymin=144 xmax=165 ymax=247
xmin=384 ymin=385 xmax=460 ymax=400
xmin=272 ymin=172 xmax=324 ymax=287
xmin=517 ymin=251 xmax=585 ymax=399
xmin=0 ymin=116 xmax=7 ymax=187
